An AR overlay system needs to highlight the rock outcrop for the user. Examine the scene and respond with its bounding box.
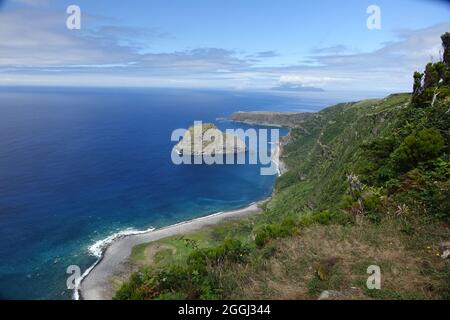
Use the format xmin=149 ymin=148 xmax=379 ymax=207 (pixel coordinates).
xmin=175 ymin=123 xmax=246 ymax=156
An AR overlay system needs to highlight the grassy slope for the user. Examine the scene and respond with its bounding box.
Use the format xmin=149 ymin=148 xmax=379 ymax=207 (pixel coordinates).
xmin=115 ymin=92 xmax=449 ymax=300
xmin=270 ymin=94 xmax=410 ymax=216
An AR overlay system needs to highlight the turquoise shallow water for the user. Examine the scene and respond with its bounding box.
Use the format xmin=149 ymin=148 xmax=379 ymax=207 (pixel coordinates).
xmin=0 ymin=87 xmax=381 ymax=299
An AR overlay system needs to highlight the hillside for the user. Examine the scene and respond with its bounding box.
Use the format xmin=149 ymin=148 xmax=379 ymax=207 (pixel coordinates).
xmin=114 ymin=34 xmax=450 ymax=300
xmin=231 ymin=111 xmax=312 ymax=128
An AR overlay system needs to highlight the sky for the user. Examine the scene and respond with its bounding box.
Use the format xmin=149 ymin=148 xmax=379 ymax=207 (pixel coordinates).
xmin=0 ymin=0 xmax=449 ymax=92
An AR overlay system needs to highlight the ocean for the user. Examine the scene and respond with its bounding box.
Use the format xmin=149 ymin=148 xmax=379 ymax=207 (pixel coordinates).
xmin=0 ymin=87 xmax=384 ymax=299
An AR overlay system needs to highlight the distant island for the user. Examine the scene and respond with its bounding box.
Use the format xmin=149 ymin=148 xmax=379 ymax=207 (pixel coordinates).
xmin=175 ymin=123 xmax=246 ymax=156
xmin=271 ymin=83 xmax=325 ymax=92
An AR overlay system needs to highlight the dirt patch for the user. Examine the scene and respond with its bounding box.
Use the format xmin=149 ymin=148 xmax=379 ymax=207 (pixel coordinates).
xmin=144 ymin=243 xmax=176 ymax=265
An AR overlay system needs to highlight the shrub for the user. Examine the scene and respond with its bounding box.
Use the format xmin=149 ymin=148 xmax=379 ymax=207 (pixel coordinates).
xmin=275 ymin=171 xmax=300 ymax=190
xmin=363 ymin=192 xmax=382 ymax=210
xmin=394 ymin=128 xmax=444 ymax=171
xmin=255 ymin=230 xmax=271 ymax=248
xmin=297 ymin=214 xmax=314 ymax=227
xmin=255 ymin=217 xmax=300 ymax=247
xmin=187 ymin=238 xmax=249 ymax=269
xmin=423 ymin=63 xmax=440 ymax=89
xmin=154 ymin=291 xmax=185 ymax=300
xmin=312 ymin=210 xmax=334 ymax=225
xmin=340 ymin=194 xmax=355 ymax=210
xmin=114 ymin=271 xmax=157 ymax=300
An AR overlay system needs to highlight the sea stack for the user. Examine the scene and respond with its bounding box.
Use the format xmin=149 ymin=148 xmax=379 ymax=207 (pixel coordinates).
xmin=175 ymin=123 xmax=246 ymax=156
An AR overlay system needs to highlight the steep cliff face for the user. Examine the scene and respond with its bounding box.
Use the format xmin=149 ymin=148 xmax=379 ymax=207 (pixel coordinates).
xmin=117 ymin=33 xmax=450 ymax=301
xmin=231 ymin=111 xmax=312 ymax=128
xmin=118 ymin=91 xmax=450 ymax=301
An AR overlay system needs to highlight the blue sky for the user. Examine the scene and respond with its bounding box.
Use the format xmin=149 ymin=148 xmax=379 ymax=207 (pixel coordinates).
xmin=0 ymin=0 xmax=449 ymax=92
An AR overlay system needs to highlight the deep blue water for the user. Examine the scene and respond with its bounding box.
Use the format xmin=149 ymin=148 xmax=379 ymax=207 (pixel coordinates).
xmin=0 ymin=87 xmax=385 ymax=299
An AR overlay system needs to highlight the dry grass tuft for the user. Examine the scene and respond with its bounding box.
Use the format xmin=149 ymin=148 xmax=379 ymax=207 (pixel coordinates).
xmin=220 ymin=217 xmax=449 ymax=300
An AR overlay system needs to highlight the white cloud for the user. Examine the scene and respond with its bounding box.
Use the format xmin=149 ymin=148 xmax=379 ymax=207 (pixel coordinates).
xmin=11 ymin=0 xmax=50 ymax=6
xmin=0 ymin=6 xmax=448 ymax=92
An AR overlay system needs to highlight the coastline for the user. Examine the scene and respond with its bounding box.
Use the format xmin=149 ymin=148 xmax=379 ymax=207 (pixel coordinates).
xmin=78 ymin=137 xmax=287 ymax=300
xmin=79 ymin=200 xmax=267 ymax=300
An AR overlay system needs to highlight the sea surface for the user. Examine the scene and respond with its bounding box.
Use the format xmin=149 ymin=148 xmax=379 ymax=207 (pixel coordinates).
xmin=0 ymin=87 xmax=386 ymax=299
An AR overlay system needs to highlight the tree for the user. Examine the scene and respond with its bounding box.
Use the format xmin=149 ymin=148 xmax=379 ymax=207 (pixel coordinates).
xmin=412 ymin=33 xmax=450 ymax=106
xmin=413 ymin=72 xmax=423 ymax=95
xmin=423 ymin=63 xmax=439 ymax=89
xmin=394 ymin=128 xmax=445 ymax=170
xmin=441 ymin=32 xmax=450 ymax=68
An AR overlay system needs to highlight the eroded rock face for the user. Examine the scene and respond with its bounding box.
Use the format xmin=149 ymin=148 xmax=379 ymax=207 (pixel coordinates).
xmin=175 ymin=123 xmax=246 ymax=156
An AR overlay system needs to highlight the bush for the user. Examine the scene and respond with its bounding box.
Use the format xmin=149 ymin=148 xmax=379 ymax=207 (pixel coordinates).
xmin=359 ymin=137 xmax=398 ymax=185
xmin=297 ymin=214 xmax=314 ymax=227
xmin=255 ymin=217 xmax=300 ymax=247
xmin=154 ymin=291 xmax=186 ymax=300
xmin=255 ymin=230 xmax=271 ymax=248
xmin=275 ymin=171 xmax=300 ymax=190
xmin=312 ymin=210 xmax=334 ymax=225
xmin=115 ymin=238 xmax=251 ymax=300
xmin=394 ymin=128 xmax=444 ymax=171
xmin=114 ymin=271 xmax=157 ymax=300
xmin=363 ymin=192 xmax=383 ymax=223
xmin=340 ymin=194 xmax=355 ymax=210
xmin=187 ymin=238 xmax=249 ymax=269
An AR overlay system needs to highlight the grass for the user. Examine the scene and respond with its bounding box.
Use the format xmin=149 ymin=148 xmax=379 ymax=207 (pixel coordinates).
xmin=128 ymin=217 xmax=256 ymax=269
xmin=215 ymin=215 xmax=449 ymax=300
xmin=116 ymin=82 xmax=449 ymax=300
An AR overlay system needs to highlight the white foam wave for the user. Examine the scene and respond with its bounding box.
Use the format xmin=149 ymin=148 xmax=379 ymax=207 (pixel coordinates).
xmin=72 ymin=226 xmax=155 ymax=300
xmin=88 ymin=227 xmax=155 ymax=258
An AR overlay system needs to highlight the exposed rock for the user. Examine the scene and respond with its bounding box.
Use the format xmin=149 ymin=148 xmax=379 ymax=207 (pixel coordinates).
xmin=440 ymin=242 xmax=450 ymax=259
xmin=318 ymin=287 xmax=363 ymax=300
xmin=175 ymin=123 xmax=246 ymax=156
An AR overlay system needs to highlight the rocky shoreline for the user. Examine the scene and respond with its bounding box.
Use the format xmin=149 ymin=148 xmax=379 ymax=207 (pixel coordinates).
xmin=79 ymin=117 xmax=289 ymax=300
xmin=79 ymin=200 xmax=267 ymax=300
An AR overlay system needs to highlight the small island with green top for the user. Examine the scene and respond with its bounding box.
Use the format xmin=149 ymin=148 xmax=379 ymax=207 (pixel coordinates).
xmin=174 ymin=123 xmax=246 ymax=156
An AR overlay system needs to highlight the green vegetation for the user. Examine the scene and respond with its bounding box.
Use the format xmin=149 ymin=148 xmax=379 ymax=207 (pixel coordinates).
xmin=115 ymin=33 xmax=450 ymax=300
xmin=394 ymin=128 xmax=444 ymax=171
xmin=116 ymin=238 xmax=249 ymax=300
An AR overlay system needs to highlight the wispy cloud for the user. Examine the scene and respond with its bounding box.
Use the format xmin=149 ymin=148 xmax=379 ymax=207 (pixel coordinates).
xmin=0 ymin=6 xmax=448 ymax=92
xmin=311 ymin=45 xmax=351 ymax=55
xmin=260 ymin=23 xmax=450 ymax=91
xmin=247 ymin=51 xmax=279 ymax=59
xmin=10 ymin=0 xmax=50 ymax=6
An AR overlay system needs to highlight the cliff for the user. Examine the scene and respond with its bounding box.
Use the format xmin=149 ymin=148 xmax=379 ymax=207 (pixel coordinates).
xmin=116 ymin=33 xmax=450 ymax=301
xmin=118 ymin=88 xmax=450 ymax=300
xmin=231 ymin=111 xmax=312 ymax=128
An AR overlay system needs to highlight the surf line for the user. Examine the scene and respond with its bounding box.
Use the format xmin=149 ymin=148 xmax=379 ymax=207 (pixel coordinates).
xmin=73 ymin=227 xmax=155 ymax=300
